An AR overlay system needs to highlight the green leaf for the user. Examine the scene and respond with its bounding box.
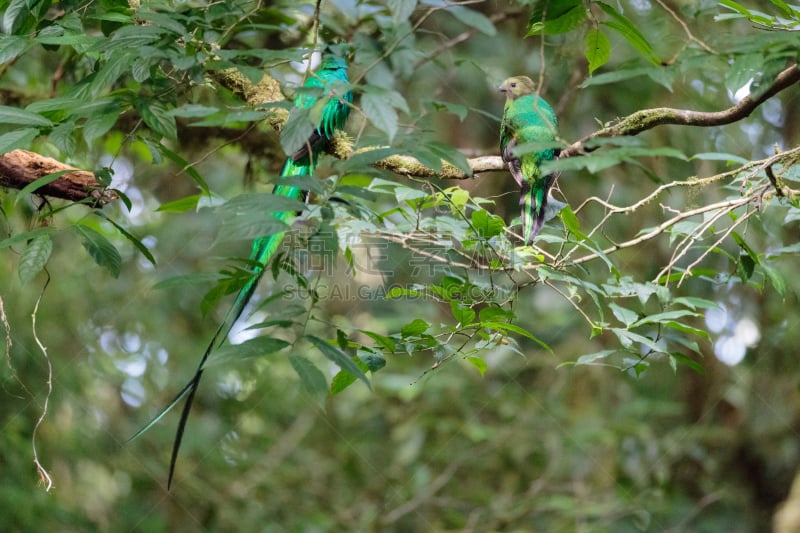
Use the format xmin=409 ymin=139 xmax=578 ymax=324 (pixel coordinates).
xmin=527 ymin=1 xmax=586 ymax=36
xmin=584 ymin=28 xmax=610 ymax=75
xmin=26 ymin=96 xmax=84 ymax=114
xmin=330 ymin=369 xmax=357 ymax=395
xmin=761 ymin=264 xmax=786 ymax=297
xmin=74 ymin=225 xmax=122 ymax=278
xmin=624 ymin=357 xmax=650 ymax=378
xmin=49 ymin=121 xmax=76 ymax=154
xmin=573 ymin=349 xmax=617 ymax=366
xmin=672 ymin=296 xmax=720 ymax=310
xmin=0 ymin=227 xmax=56 ymax=250
xmin=429 ymin=100 xmax=468 ymax=121
xmin=731 ymin=231 xmax=759 ymax=265
xmin=767 ymin=0 xmax=798 ymax=18
xmin=467 ymin=356 xmax=488 ymax=376
xmin=597 ymin=2 xmax=660 ymax=65
xmin=360 ymin=352 xmax=386 ymax=372
xmin=609 ymin=303 xmax=638 ymax=327
xmin=157 ymin=195 xmax=201 ymax=213
xmin=16 ymin=170 xmax=70 ymax=198
xmin=36 ymin=31 xmax=103 ymax=48
xmin=94 ymin=211 xmax=157 ymax=266
xmin=2 ymin=0 xmax=31 ymax=34
xmin=0 ymin=105 xmax=52 ymax=127
xmin=138 ymin=10 xmax=187 ymax=35
xmin=362 ymin=92 xmax=398 ymax=141
xmin=360 ymin=329 xmax=397 ymax=352
xmin=0 ymin=35 xmax=28 ymax=64
xmin=471 ymin=209 xmax=504 ymax=238
xmin=18 ymin=234 xmax=52 ymax=284
xmin=137 ymin=100 xmax=177 ymax=140
xmin=388 ymin=0 xmax=418 ymax=22
xmin=83 ymin=104 xmax=121 ymax=145
xmin=483 ymin=321 xmax=551 ymax=352
xmin=424 ymin=141 xmax=472 ymax=176
xmin=663 ymin=321 xmax=710 ymax=341
xmin=289 ymin=355 xmax=328 ymax=402
xmin=401 ymin=318 xmax=430 ymax=337
xmin=630 ymin=310 xmax=699 ymax=328
xmin=204 ymin=337 xmax=290 ymax=368
xmin=88 ymin=50 xmax=136 ymax=96
xmin=691 ymin=152 xmax=749 ymax=164
xmin=191 ymin=109 xmax=270 ymax=127
xmin=447 ymin=6 xmax=496 ymax=35
xmin=738 ymin=253 xmax=756 ymax=281
xmin=157 ymin=143 xmax=210 ymax=193
xmin=479 ymin=306 xmax=514 ymax=322
xmin=169 ymin=104 xmax=220 ymax=118
xmin=152 ymin=272 xmax=222 ymax=290
xmin=330 ymin=351 xmax=381 ymax=395
xmin=307 ymin=335 xmax=371 ymax=389
xmin=559 ymin=205 xmax=589 ymax=240
xmin=718 ymin=0 xmax=754 ymax=16
xmin=280 ymin=106 xmax=316 ymax=157
xmin=0 ymin=128 xmax=38 ymax=153
xmin=669 ymin=352 xmax=704 ymax=374
xmin=91 ymin=24 xmax=164 ymax=52
xmin=613 ymin=328 xmax=663 ymax=353
xmin=451 ymin=301 xmax=476 ymax=326
xmin=448 ymin=187 xmax=470 ymax=209
xmin=215 ymin=193 xmax=303 ymax=241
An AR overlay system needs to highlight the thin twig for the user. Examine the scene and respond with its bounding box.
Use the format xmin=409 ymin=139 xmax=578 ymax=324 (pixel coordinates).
xmin=570 ymin=196 xmax=752 ymax=266
xmin=543 ymin=279 xmax=595 ymax=329
xmin=1 ymin=294 xmax=11 ymax=370
xmin=656 ymin=198 xmax=750 ymax=283
xmin=414 ymin=11 xmax=515 ymax=69
xmin=655 ymin=0 xmax=716 ymax=54
xmin=31 ymin=274 xmax=53 ymax=491
xmin=675 ymin=203 xmax=757 ymax=286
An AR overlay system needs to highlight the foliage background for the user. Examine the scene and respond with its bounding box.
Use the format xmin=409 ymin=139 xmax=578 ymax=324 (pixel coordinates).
xmin=1 ymin=0 xmax=800 ymax=530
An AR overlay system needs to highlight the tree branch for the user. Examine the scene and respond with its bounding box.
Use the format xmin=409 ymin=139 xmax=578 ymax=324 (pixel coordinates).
xmin=565 ymin=146 xmax=800 ymax=267
xmin=0 ymin=150 xmax=114 ymax=204
xmin=563 ymin=63 xmax=800 ymax=156
xmin=166 ymin=58 xmax=800 ymax=182
xmin=372 ymin=154 xmax=503 ymax=179
xmin=365 ymin=63 xmax=800 ymax=178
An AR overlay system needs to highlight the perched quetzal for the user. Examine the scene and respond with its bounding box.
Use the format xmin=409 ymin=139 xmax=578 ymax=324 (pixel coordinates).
xmin=131 ymin=51 xmax=353 ymax=488
xmin=498 ymin=75 xmax=559 ymax=244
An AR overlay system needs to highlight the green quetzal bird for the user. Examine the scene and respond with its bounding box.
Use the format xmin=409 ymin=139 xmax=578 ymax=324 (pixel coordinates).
xmin=131 ymin=52 xmax=353 ymax=488
xmin=498 ymin=76 xmax=560 ymax=244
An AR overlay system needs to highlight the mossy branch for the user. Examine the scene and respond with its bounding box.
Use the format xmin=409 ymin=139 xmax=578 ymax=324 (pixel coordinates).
xmin=562 ymin=63 xmax=800 ymax=156
xmin=371 ymin=154 xmax=503 ymax=179
xmin=214 ymin=62 xmax=800 ymax=179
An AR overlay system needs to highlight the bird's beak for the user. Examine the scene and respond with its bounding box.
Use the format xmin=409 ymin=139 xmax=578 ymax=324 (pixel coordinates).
xmin=497 ymin=85 xmax=506 ymax=93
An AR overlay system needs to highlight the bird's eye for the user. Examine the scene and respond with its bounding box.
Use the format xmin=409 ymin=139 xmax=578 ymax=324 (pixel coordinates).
xmin=510 ymin=83 xmax=517 ymax=88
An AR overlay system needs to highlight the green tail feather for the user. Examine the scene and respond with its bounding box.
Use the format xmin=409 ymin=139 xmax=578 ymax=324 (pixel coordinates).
xmin=225 ymin=159 xmax=309 ymax=333
xmin=129 ymin=157 xmax=312 ymax=489
xmin=520 ymin=180 xmax=548 ymax=245
xmin=131 ymin=53 xmax=352 ymax=489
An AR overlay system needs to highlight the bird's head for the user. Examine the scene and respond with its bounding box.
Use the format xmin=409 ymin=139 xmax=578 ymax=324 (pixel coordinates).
xmin=319 ymin=51 xmax=349 ymax=71
xmin=323 ymin=42 xmax=355 ymax=63
xmin=498 ymin=76 xmax=537 ymax=99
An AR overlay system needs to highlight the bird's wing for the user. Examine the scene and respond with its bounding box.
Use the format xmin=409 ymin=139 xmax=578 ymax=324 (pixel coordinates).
xmin=502 ymin=136 xmax=525 ymax=188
